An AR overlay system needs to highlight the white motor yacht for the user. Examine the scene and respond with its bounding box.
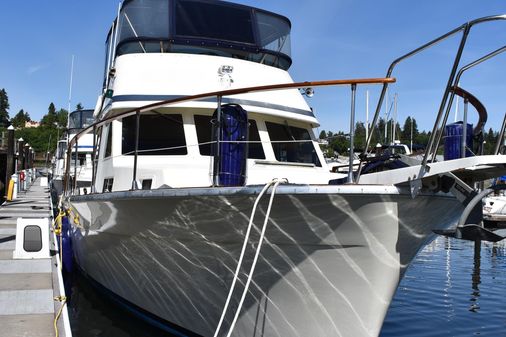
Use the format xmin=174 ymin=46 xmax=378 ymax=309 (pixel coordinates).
xmin=61 ymin=2 xmax=506 ymax=336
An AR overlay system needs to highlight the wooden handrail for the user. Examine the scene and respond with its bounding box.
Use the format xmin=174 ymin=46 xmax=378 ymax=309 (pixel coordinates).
xmin=68 ymin=77 xmax=395 ymax=148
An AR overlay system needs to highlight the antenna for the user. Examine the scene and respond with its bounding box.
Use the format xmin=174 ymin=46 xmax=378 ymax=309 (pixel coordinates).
xmin=67 ymin=55 xmax=75 ymax=130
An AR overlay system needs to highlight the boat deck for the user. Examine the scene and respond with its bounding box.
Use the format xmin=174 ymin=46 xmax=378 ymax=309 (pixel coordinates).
xmin=0 ymin=177 xmax=71 ymax=337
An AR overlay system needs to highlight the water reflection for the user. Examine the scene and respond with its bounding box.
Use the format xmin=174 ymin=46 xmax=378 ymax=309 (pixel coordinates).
xmin=381 ymin=237 xmax=506 ymax=336
xmin=469 ymin=241 xmax=481 ymax=313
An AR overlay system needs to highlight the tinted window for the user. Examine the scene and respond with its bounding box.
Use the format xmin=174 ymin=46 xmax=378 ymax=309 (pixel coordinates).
xmin=194 ymin=115 xmax=265 ymax=159
xmin=175 ymin=1 xmax=254 ymax=44
xmin=122 ymin=114 xmax=187 ymax=155
xmin=105 ymin=124 xmax=113 ymax=158
xmin=118 ymin=0 xmax=169 ymax=42
xmin=265 ymin=122 xmax=320 ymax=166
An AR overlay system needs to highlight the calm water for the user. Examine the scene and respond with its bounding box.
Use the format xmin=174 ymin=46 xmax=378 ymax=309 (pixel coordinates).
xmin=66 ymin=237 xmax=506 ymax=336
xmin=381 ymin=237 xmax=506 ymax=336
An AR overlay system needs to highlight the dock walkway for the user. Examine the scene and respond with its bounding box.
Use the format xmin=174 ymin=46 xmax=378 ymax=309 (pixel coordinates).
xmin=0 ymin=176 xmax=70 ymax=337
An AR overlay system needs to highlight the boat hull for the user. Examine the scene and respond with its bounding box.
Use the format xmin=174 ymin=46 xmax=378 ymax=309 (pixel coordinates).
xmin=67 ymin=186 xmax=462 ymax=337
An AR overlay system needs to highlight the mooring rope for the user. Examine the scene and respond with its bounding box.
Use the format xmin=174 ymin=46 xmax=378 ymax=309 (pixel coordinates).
xmin=213 ymin=178 xmax=287 ymax=337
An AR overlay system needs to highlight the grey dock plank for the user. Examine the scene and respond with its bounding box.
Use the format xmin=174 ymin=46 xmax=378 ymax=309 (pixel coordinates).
xmin=0 ymin=260 xmax=52 ymax=274
xmin=0 ymin=289 xmax=54 ymax=315
xmin=0 ymin=314 xmax=54 ymax=337
xmin=0 ymin=274 xmax=52 ymax=291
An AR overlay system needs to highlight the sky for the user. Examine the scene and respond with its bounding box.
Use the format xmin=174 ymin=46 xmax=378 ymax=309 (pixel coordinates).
xmin=0 ymin=0 xmax=505 ymax=135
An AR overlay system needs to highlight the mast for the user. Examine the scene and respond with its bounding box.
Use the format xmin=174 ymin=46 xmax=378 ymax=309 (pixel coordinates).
xmin=365 ymin=90 xmax=369 ymax=144
xmin=67 ymin=54 xmax=75 ymax=140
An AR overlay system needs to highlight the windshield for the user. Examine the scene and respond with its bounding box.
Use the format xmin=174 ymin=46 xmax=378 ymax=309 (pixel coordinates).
xmin=113 ymin=0 xmax=292 ymax=70
xmin=68 ymin=110 xmax=94 ymax=130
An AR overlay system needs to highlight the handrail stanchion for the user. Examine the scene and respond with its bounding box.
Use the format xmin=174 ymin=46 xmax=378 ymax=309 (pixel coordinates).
xmin=495 ymin=113 xmax=506 ymax=155
xmin=132 ymin=111 xmax=140 ymax=190
xmin=91 ymin=125 xmax=97 ymax=193
xmin=348 ymin=84 xmax=357 ymax=184
xmin=213 ymin=96 xmax=223 ymax=187
xmin=462 ymin=98 xmax=469 ymax=158
xmin=431 ymin=45 xmax=506 ymax=161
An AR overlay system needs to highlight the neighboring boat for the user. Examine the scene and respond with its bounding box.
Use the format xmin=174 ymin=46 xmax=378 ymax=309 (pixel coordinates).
xmin=51 ymin=109 xmax=95 ymax=199
xmin=483 ymin=195 xmax=506 ymax=226
xmin=60 ymin=2 xmax=506 ymax=336
xmin=483 ymin=177 xmax=506 ymax=227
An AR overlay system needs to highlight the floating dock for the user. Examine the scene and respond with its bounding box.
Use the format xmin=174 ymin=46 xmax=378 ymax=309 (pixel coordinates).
xmin=0 ymin=176 xmax=71 ymax=337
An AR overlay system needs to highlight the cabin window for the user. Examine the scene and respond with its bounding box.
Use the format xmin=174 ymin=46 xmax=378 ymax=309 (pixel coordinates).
xmin=265 ymin=122 xmax=321 ymax=166
xmin=122 ymin=114 xmax=187 ymax=155
xmin=105 ymin=124 xmax=113 ymax=158
xmin=103 ymin=178 xmax=114 ymax=193
xmin=142 ymin=179 xmax=152 ymax=190
xmin=194 ymin=115 xmax=265 ymax=159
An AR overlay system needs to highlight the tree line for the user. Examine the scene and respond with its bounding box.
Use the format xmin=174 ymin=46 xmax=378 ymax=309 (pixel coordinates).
xmin=319 ymin=116 xmax=500 ymax=157
xmin=0 ymin=88 xmax=75 ymax=157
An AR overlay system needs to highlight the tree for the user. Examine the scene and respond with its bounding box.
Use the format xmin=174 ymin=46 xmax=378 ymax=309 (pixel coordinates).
xmin=76 ymin=103 xmax=84 ymax=111
xmin=0 ymin=88 xmax=10 ymax=127
xmin=319 ymin=130 xmax=326 ymax=140
xmin=484 ymin=127 xmax=497 ymax=155
xmin=56 ymin=109 xmax=68 ymax=128
xmin=354 ymin=122 xmax=366 ymax=151
xmin=401 ymin=117 xmax=419 ymax=145
xmin=11 ymin=109 xmax=31 ymax=128
xmin=40 ymin=102 xmax=58 ymax=127
xmin=377 ymin=118 xmax=386 ymax=144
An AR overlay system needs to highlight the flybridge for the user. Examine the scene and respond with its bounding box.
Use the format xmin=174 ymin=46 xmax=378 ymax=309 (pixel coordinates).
xmin=104 ymin=0 xmax=292 ymax=73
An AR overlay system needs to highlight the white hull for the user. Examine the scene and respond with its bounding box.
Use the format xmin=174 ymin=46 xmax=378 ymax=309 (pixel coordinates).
xmin=68 ymin=185 xmax=462 ymax=336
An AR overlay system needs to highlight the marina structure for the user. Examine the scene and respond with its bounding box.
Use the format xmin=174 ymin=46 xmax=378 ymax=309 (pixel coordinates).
xmin=0 ymin=176 xmax=71 ymax=337
xmin=51 ymin=1 xmax=506 ymax=336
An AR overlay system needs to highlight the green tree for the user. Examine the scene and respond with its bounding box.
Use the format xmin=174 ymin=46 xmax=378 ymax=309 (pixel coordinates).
xmin=56 ymin=108 xmax=68 ymax=128
xmin=354 ymin=122 xmax=366 ymax=151
xmin=319 ymin=130 xmax=326 ymax=140
xmin=376 ymin=118 xmax=386 ymax=144
xmin=401 ymin=117 xmax=419 ymax=145
xmin=40 ymin=102 xmax=58 ymax=127
xmin=76 ymin=103 xmax=84 ymax=111
xmin=483 ymin=128 xmax=496 ymax=155
xmin=0 ymin=88 xmax=10 ymax=127
xmin=11 ymin=109 xmax=31 ymax=128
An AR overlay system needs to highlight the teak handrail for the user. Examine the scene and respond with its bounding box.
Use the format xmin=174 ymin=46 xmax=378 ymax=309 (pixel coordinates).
xmin=68 ymin=77 xmax=395 ymax=147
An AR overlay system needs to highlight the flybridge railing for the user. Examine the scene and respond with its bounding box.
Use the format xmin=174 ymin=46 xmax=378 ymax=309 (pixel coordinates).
xmin=63 ymin=77 xmax=395 ymax=194
xmin=357 ymin=14 xmax=506 ymax=182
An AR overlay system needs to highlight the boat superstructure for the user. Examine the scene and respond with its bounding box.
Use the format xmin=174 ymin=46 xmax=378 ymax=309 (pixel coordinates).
xmin=60 ymin=2 xmax=506 ymax=336
xmin=51 ymin=109 xmax=95 ymax=199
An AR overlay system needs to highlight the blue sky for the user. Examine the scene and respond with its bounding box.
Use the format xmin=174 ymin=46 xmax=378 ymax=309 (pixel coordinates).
xmin=0 ymin=0 xmax=505 ymax=134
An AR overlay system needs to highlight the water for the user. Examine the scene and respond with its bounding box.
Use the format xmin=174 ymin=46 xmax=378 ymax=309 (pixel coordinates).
xmin=66 ymin=237 xmax=506 ymax=336
xmin=381 ymin=237 xmax=506 ymax=336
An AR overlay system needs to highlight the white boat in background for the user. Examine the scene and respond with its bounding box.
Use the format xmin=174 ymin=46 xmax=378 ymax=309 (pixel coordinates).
xmin=483 ymin=177 xmax=506 ymax=227
xmin=51 ymin=109 xmax=95 ymax=199
xmin=60 ymin=2 xmax=506 ymax=336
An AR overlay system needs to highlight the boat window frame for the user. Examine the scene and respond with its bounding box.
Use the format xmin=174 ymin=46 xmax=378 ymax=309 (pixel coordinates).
xmin=265 ymin=120 xmax=322 ymax=167
xmin=121 ymin=112 xmax=188 ymax=156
